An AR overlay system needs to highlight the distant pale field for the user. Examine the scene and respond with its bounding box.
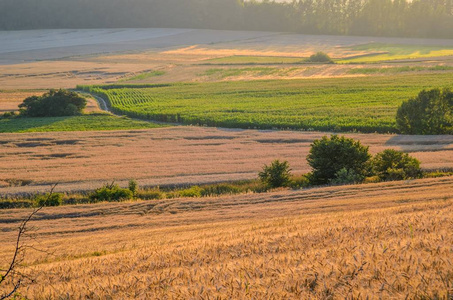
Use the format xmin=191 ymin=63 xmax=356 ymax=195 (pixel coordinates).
xmin=1 ymin=177 xmax=452 ymax=298
xmin=1 ymin=127 xmax=452 ymax=195
xmin=1 ymin=29 xmax=453 ymax=89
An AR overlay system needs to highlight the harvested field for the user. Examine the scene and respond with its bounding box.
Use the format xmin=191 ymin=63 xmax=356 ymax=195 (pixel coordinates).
xmin=0 ymin=90 xmax=44 ymax=112
xmin=1 ymin=127 xmax=452 ymax=195
xmin=0 ymin=176 xmax=452 ymax=298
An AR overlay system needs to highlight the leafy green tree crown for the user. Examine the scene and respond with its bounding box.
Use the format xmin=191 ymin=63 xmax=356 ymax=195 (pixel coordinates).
xmin=372 ymin=149 xmax=422 ymax=181
xmin=19 ymin=89 xmax=87 ymax=117
xmin=396 ymin=88 xmax=453 ymax=135
xmin=307 ymin=135 xmax=371 ymax=185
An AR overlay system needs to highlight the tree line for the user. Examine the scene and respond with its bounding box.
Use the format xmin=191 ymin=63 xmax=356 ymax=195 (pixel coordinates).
xmin=0 ymin=0 xmax=451 ymax=39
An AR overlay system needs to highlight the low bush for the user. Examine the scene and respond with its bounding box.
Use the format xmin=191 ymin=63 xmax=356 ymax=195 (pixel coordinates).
xmin=200 ymin=183 xmax=241 ymax=197
xmin=0 ymin=199 xmax=34 ymax=209
xmin=89 ymin=183 xmax=133 ymax=202
xmin=35 ymin=193 xmax=63 ymax=207
xmin=372 ymin=149 xmax=422 ymax=181
xmin=128 ymin=179 xmax=138 ymax=195
xmin=1 ymin=111 xmax=17 ymax=119
xmin=288 ymin=175 xmax=310 ymax=189
xmin=259 ymin=160 xmax=292 ymax=188
xmin=178 ymin=186 xmax=203 ymax=198
xmin=306 ymin=52 xmax=334 ymax=63
xmin=136 ymin=189 xmax=164 ymax=200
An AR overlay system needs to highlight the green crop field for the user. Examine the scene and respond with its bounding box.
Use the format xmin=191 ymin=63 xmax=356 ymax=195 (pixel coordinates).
xmin=347 ymin=65 xmax=453 ymax=75
xmin=80 ymin=73 xmax=453 ymax=133
xmin=339 ymin=43 xmax=453 ymax=63
xmin=0 ymin=114 xmax=162 ymax=133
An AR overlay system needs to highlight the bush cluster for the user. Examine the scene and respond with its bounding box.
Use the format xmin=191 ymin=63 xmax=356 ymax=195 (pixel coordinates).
xmin=89 ymin=183 xmax=133 ymax=202
xmin=259 ymin=135 xmax=423 ymax=189
xmin=19 ymin=89 xmax=87 ymax=117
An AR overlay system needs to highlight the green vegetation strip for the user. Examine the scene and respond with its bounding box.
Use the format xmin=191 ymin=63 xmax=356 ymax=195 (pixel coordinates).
xmin=0 ymin=114 xmax=162 ymax=133
xmin=348 ymin=65 xmax=453 ymax=75
xmin=80 ymin=73 xmax=453 ymax=133
xmin=120 ymin=70 xmax=165 ymax=82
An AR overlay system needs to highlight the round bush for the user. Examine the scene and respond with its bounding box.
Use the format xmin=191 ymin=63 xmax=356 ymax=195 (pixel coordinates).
xmin=307 ymin=135 xmax=371 ymax=185
xmin=372 ymin=149 xmax=422 ymax=181
xmin=259 ymin=160 xmax=292 ymax=188
xmin=396 ymin=88 xmax=453 ymax=134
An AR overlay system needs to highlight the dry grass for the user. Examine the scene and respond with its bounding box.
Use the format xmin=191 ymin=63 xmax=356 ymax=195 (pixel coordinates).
xmin=0 ymin=176 xmax=452 ymax=298
xmin=1 ymin=127 xmax=452 ymax=195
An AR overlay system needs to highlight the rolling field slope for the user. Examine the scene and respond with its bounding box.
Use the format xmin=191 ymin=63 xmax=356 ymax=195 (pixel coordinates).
xmin=83 ymin=73 xmax=453 ymax=133
xmin=1 ymin=177 xmax=452 ymax=298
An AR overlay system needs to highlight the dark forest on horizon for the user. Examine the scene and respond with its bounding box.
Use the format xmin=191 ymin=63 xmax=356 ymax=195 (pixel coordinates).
xmin=0 ymin=0 xmax=452 ymax=38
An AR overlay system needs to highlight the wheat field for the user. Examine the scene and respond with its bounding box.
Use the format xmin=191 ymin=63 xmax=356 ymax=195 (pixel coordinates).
xmin=1 ymin=176 xmax=452 ymax=299
xmin=1 ymin=127 xmax=452 ymax=195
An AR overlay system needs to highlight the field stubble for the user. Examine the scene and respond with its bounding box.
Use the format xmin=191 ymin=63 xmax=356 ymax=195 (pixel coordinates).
xmin=1 ymin=127 xmax=452 ymax=195
xmin=0 ymin=177 xmax=452 ymax=298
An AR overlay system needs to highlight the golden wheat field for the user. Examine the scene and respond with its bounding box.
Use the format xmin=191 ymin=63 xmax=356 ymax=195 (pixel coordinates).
xmin=0 ymin=176 xmax=452 ymax=299
xmin=1 ymin=127 xmax=453 ymax=195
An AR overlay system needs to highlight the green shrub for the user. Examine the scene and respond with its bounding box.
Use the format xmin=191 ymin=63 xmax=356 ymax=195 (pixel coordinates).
xmin=19 ymin=89 xmax=87 ymax=117
xmin=259 ymin=160 xmax=292 ymax=188
xmin=306 ymin=52 xmax=334 ymax=63
xmin=1 ymin=111 xmax=17 ymax=119
xmin=200 ymin=183 xmax=241 ymax=197
xmin=128 ymin=179 xmax=138 ymax=195
xmin=329 ymin=168 xmax=364 ymax=185
xmin=179 ymin=186 xmax=203 ymax=198
xmin=307 ymin=135 xmax=371 ymax=185
xmin=35 ymin=193 xmax=63 ymax=207
xmin=396 ymin=88 xmax=453 ymax=134
xmin=372 ymin=149 xmax=422 ymax=181
xmin=89 ymin=183 xmax=133 ymax=202
xmin=136 ymin=189 xmax=164 ymax=200
xmin=288 ymin=174 xmax=310 ymax=189
xmin=0 ymin=199 xmax=34 ymax=209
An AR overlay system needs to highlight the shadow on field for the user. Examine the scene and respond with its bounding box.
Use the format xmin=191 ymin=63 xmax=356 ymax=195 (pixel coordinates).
xmin=385 ymin=135 xmax=453 ymax=152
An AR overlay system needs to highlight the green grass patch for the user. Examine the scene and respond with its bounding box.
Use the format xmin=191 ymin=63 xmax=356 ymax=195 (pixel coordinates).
xmin=0 ymin=113 xmax=163 ymax=133
xmin=202 ymin=55 xmax=305 ymax=65
xmin=339 ymin=43 xmax=453 ymax=63
xmin=348 ymin=65 xmax=453 ymax=75
xmin=121 ymin=70 xmax=165 ymax=82
xmin=80 ymin=73 xmax=453 ymax=133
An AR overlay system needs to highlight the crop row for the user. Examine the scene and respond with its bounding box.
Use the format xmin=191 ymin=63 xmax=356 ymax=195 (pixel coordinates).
xmin=78 ymin=73 xmax=453 ymax=133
